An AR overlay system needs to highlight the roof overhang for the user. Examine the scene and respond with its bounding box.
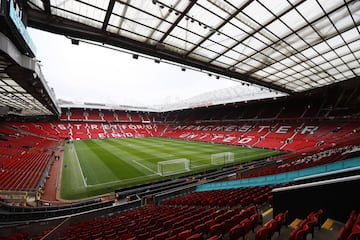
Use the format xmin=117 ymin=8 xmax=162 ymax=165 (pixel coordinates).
xmin=23 ymin=0 xmax=360 ymax=95
xmin=0 ymin=32 xmax=60 ymax=116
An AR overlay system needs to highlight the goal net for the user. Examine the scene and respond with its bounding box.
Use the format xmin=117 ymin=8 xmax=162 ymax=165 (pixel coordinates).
xmin=157 ymin=158 xmax=190 ymax=176
xmin=211 ymin=152 xmax=235 ymax=165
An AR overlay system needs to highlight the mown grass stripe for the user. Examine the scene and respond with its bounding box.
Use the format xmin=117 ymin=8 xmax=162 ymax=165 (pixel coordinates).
xmin=71 ymin=143 xmax=87 ymax=187
xmin=90 ymin=141 xmax=151 ymax=176
xmin=75 ymin=140 xmax=117 ymax=185
xmin=107 ymin=138 xmax=214 ymax=169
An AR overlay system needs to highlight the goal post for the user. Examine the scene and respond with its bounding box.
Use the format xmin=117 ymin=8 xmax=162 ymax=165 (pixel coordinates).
xmin=157 ymin=158 xmax=190 ymax=176
xmin=211 ymin=152 xmax=235 ymax=165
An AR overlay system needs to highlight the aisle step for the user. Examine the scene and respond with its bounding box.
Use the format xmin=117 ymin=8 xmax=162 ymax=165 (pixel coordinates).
xmin=262 ymin=208 xmax=273 ymax=217
xmin=289 ymin=218 xmax=302 ymax=228
xmin=322 ymin=218 xmax=334 ymax=230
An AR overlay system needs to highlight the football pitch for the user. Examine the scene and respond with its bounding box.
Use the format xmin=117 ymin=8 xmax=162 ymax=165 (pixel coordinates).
xmin=60 ymin=137 xmax=279 ymax=200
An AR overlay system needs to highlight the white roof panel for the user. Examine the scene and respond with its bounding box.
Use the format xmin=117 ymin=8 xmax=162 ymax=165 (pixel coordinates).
xmin=25 ymin=0 xmax=360 ymax=96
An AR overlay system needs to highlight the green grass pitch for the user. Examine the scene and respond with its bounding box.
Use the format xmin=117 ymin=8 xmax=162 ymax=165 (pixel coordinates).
xmin=60 ymin=137 xmax=279 ymax=200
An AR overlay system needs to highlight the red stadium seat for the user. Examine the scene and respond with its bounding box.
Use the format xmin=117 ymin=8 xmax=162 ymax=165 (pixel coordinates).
xmin=154 ymin=231 xmax=169 ymax=240
xmin=255 ymin=225 xmax=270 ymax=240
xmin=229 ymin=223 xmax=245 ymax=240
xmin=185 ymin=233 xmax=203 ymax=240
xmin=207 ymin=235 xmax=222 ymax=240
xmin=177 ymin=229 xmax=192 ymax=240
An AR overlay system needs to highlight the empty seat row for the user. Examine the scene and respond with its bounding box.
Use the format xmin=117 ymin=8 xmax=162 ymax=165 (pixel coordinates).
xmin=255 ymin=209 xmax=288 ymax=240
xmin=162 ymin=186 xmax=277 ymax=208
xmin=39 ymin=204 xmax=262 ymax=240
xmin=289 ymin=209 xmax=324 ymax=240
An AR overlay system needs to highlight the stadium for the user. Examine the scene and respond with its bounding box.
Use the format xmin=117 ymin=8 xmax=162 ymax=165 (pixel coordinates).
xmin=0 ymin=0 xmax=360 ymax=239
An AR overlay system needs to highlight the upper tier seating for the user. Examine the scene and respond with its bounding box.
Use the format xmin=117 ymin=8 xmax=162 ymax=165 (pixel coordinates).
xmin=100 ymin=110 xmax=117 ymax=122
xmin=59 ymin=110 xmax=69 ymax=121
xmin=85 ymin=110 xmax=102 ymax=121
xmin=68 ymin=109 xmax=85 ymax=121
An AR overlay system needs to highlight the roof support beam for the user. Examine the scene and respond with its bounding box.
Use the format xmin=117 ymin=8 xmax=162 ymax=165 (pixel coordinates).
xmin=41 ymin=0 xmax=51 ymax=15
xmin=231 ymin=0 xmax=357 ymax=68
xmin=186 ymin=0 xmax=253 ymax=56
xmin=102 ymin=0 xmax=116 ymax=31
xmin=158 ymin=0 xmax=197 ymax=43
xmin=209 ymin=0 xmax=306 ymax=64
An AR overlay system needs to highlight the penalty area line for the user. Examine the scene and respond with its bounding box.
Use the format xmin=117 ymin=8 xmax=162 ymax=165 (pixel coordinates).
xmin=86 ymin=174 xmax=159 ymax=188
xmin=132 ymin=160 xmax=159 ymax=175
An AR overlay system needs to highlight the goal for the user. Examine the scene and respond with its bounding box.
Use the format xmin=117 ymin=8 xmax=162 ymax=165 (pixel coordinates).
xmin=157 ymin=158 xmax=190 ymax=176
xmin=211 ymin=152 xmax=235 ymax=165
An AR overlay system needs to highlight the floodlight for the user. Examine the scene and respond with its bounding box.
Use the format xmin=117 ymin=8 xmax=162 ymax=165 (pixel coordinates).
xmin=71 ymin=39 xmax=79 ymax=45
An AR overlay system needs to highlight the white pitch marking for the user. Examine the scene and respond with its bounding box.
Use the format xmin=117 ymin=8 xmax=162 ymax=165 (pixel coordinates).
xmin=72 ymin=144 xmax=88 ymax=187
xmin=132 ymin=159 xmax=159 ymax=175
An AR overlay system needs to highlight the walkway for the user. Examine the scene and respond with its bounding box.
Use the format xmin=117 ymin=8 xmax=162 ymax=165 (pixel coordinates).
xmin=40 ymin=147 xmax=65 ymax=205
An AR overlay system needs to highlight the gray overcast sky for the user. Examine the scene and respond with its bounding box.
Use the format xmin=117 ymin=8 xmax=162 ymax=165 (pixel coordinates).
xmin=28 ymin=28 xmax=279 ymax=109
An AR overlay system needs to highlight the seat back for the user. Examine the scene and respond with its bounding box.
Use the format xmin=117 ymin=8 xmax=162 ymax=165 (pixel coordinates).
xmin=295 ymin=223 xmax=309 ymax=240
xmin=208 ymin=223 xmax=223 ymax=237
xmin=229 ymin=223 xmax=245 ymax=240
xmin=207 ymin=234 xmax=222 ymax=240
xmin=185 ymin=232 xmax=203 ymax=240
xmin=265 ymin=218 xmax=279 ymax=237
xmin=275 ymin=209 xmax=288 ymax=226
xmin=255 ymin=226 xmax=270 ymax=240
xmin=177 ymin=229 xmax=192 ymax=240
xmin=154 ymin=231 xmax=169 ymax=240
